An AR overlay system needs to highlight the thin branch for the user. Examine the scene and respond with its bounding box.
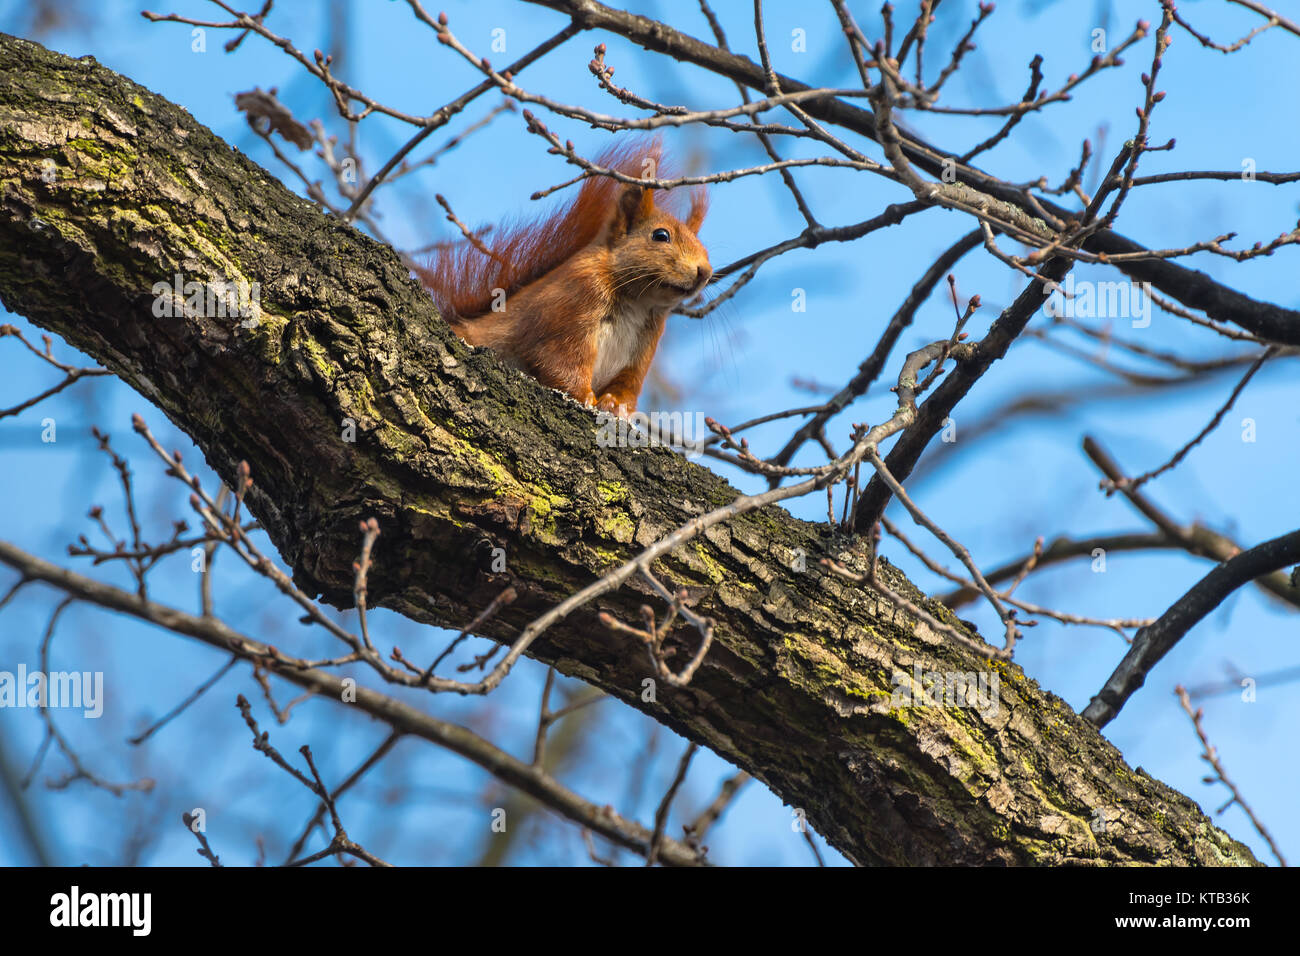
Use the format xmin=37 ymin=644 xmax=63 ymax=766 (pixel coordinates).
xmin=1175 ymin=686 xmax=1287 ymax=867
xmin=645 ymin=742 xmax=699 ymax=866
xmin=0 ymin=540 xmax=705 ymax=866
xmin=1083 ymin=528 xmax=1300 ymax=728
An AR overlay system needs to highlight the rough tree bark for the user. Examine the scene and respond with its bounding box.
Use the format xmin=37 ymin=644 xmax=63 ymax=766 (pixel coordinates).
xmin=0 ymin=33 xmax=1258 ymax=865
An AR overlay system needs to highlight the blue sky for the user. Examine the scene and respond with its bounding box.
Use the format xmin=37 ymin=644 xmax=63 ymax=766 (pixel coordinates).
xmin=1 ymin=0 xmax=1297 ymax=865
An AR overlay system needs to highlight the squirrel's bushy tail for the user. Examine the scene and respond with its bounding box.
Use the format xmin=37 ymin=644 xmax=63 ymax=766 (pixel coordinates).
xmin=417 ymin=139 xmax=703 ymax=322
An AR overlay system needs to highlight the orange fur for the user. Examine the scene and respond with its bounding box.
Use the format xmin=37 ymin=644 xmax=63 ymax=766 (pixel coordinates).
xmin=416 ymin=141 xmax=710 ymax=415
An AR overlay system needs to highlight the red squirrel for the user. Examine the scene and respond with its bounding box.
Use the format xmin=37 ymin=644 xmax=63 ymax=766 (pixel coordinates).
xmin=417 ymin=142 xmax=711 ymax=417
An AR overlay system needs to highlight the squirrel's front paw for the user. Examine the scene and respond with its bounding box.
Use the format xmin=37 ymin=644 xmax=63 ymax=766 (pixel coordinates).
xmin=596 ymin=393 xmax=633 ymax=419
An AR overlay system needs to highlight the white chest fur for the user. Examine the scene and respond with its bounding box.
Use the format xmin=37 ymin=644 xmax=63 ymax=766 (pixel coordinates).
xmin=592 ymin=300 xmax=656 ymax=393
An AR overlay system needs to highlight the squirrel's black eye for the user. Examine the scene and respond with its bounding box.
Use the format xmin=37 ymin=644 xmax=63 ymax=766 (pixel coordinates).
xmin=650 ymin=228 xmax=671 ymax=242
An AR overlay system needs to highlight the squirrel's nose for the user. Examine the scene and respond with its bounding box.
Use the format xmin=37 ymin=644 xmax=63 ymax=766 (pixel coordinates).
xmin=695 ymin=265 xmax=712 ymax=287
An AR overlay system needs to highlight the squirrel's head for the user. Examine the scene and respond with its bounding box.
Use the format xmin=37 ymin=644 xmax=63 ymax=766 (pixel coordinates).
xmin=605 ymin=184 xmax=711 ymax=309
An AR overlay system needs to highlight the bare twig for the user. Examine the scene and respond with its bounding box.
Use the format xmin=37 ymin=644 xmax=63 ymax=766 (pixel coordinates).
xmin=1175 ymin=686 xmax=1287 ymax=866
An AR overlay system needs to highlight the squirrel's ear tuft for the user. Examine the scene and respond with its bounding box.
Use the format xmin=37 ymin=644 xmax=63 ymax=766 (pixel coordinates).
xmin=615 ymin=184 xmax=655 ymax=233
xmin=686 ymin=186 xmax=708 ymax=233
